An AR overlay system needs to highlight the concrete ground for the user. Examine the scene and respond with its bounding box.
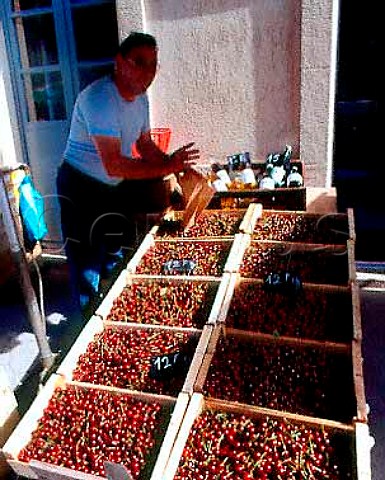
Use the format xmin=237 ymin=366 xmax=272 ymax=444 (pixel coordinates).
xmin=0 ymin=256 xmax=384 ymax=479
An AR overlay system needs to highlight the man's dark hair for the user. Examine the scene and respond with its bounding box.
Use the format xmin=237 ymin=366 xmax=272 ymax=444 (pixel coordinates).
xmin=118 ymin=32 xmax=157 ymax=57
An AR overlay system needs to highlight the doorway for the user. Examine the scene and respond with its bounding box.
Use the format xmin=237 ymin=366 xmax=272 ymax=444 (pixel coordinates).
xmin=0 ymin=0 xmax=119 ymax=248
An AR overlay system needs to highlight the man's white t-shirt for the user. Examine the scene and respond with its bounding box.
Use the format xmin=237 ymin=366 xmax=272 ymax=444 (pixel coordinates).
xmin=63 ymin=76 xmax=151 ymax=186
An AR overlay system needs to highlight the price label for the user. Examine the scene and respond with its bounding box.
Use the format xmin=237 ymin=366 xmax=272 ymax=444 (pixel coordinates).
xmin=227 ymin=152 xmax=251 ymax=171
xmin=263 ymin=271 xmax=302 ymax=295
xmin=163 ymin=259 xmax=196 ymax=275
xmin=149 ymin=351 xmax=191 ymax=380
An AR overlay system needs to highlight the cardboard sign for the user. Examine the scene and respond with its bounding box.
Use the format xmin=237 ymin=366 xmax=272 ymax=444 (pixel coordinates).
xmin=263 ymin=271 xmax=302 ymax=295
xmin=149 ymin=351 xmax=191 ymax=381
xmin=162 ymin=259 xmax=196 ymax=275
xmin=104 ymin=461 xmax=134 ymax=480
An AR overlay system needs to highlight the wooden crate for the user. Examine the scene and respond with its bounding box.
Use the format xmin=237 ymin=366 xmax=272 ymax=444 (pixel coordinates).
xmin=193 ymin=325 xmax=367 ymax=424
xmin=149 ymin=203 xmax=263 ymax=239
xmin=126 ymin=236 xmax=242 ymax=278
xmin=163 ymin=393 xmax=372 ymax=480
xmin=2 ymin=374 xmax=190 ymax=480
xmin=56 ymin=316 xmax=211 ymax=398
xmin=208 ymin=160 xmax=307 ymax=211
xmin=216 ymin=274 xmax=360 ymax=342
xmin=237 ymin=237 xmax=356 ymax=286
xmin=251 ymin=208 xmax=355 ymax=244
xmin=96 ymin=273 xmax=231 ymax=329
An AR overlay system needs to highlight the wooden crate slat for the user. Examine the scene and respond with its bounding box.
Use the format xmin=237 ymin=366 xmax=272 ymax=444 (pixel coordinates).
xmin=162 ymin=394 xmax=203 ymax=480
xmin=181 ymin=325 xmax=213 ymax=395
xmin=56 ymin=316 xmax=104 ymax=378
xmin=206 ymin=273 xmax=232 ymax=324
xmin=352 ymin=339 xmax=368 ymax=423
xmin=95 ymin=269 xmax=130 ymax=319
xmin=223 ymin=233 xmax=249 ymax=273
xmin=150 ymin=392 xmax=190 ymax=480
xmin=126 ymin=233 xmax=155 ymax=273
xmin=239 ymin=203 xmax=262 ymax=234
xmin=347 ymin=207 xmax=357 ymax=242
xmin=348 ymin=239 xmax=357 ymax=283
xmin=352 ymin=281 xmax=363 ymax=341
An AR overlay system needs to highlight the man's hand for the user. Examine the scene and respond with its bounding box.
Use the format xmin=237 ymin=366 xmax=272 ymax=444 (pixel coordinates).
xmin=170 ymin=142 xmax=200 ymax=171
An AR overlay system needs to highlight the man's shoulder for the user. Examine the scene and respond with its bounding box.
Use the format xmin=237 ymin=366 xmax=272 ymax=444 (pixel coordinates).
xmin=78 ymin=76 xmax=114 ymax=101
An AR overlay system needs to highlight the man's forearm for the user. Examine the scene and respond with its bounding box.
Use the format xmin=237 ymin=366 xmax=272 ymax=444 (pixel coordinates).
xmin=104 ymin=153 xmax=174 ymax=180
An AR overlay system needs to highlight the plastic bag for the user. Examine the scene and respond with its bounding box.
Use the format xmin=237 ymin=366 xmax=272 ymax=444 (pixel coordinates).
xmin=18 ymin=175 xmax=48 ymax=244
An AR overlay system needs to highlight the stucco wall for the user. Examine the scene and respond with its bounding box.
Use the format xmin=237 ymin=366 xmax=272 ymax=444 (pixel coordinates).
xmin=301 ymin=0 xmax=338 ymax=187
xmin=119 ymin=0 xmax=337 ymax=187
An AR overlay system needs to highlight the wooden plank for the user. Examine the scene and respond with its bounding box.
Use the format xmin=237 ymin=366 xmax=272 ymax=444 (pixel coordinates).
xmin=192 ymin=348 xmax=215 ymax=394
xmin=223 ymin=233 xmax=249 ymax=273
xmin=213 ymin=325 xmax=350 ymax=352
xmin=215 ymin=272 xmax=239 ymax=323
xmin=206 ymin=273 xmax=232 ymax=325
xmin=205 ymin=324 xmax=222 ymax=355
xmin=177 ymin=169 xmax=207 ymax=206
xmin=348 ymin=239 xmax=357 ymax=283
xmin=182 ymin=177 xmax=215 ymax=229
xmin=182 ymin=325 xmax=214 ymax=395
xmin=56 ymin=316 xmax=104 ymax=378
xmin=352 ymin=281 xmax=363 ymax=341
xmin=347 ymin=208 xmax=356 ymax=242
xmin=239 ymin=203 xmax=261 ymax=234
xmin=205 ymin=397 xmax=354 ymax=431
xmin=150 ymin=392 xmax=190 ymax=480
xmin=162 ymin=394 xmax=204 ymax=480
xmin=352 ymin=339 xmax=368 ymax=423
xmin=125 ymin=233 xmax=154 ymax=273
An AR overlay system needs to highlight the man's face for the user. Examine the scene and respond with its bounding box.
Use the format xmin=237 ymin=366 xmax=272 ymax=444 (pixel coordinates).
xmin=116 ymin=45 xmax=158 ymax=97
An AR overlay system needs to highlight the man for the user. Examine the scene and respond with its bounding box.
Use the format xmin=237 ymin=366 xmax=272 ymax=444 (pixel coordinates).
xmin=57 ymin=31 xmax=199 ymax=309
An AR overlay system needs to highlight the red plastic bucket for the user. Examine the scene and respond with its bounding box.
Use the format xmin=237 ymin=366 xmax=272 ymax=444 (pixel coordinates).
xmin=131 ymin=127 xmax=172 ymax=157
